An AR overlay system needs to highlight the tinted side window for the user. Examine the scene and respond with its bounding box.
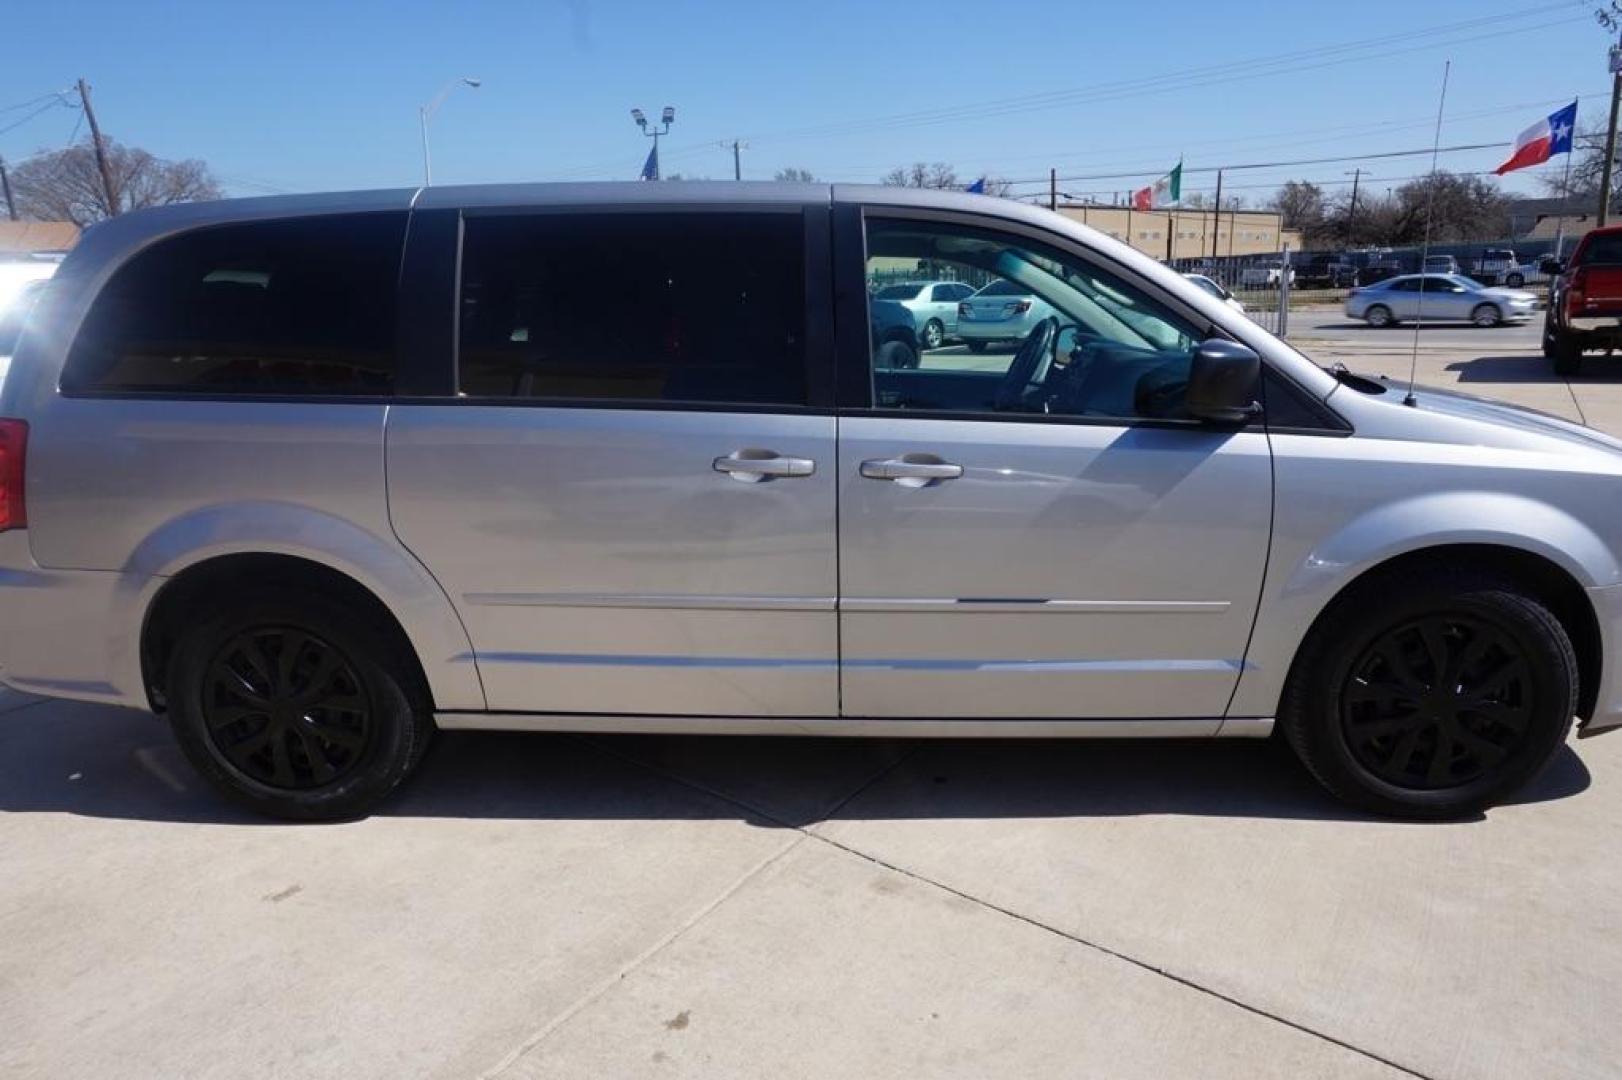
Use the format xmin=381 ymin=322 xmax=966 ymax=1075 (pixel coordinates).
xmin=64 ymin=213 xmax=406 ymax=395
xmin=458 ymin=212 xmax=807 ymax=406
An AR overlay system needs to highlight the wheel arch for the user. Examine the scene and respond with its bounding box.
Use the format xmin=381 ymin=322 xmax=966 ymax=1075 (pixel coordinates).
xmin=129 ymin=503 xmax=485 ymax=713
xmin=1280 ymin=543 xmax=1602 ymax=722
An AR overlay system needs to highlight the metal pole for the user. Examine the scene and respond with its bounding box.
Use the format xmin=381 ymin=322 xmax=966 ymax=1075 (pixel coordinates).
xmin=652 ymin=130 xmax=660 ymax=180
xmin=419 ymin=107 xmax=432 ymax=186
xmin=732 ymin=140 xmax=741 ymax=180
xmin=1554 ymin=134 xmax=1576 ymax=260
xmin=76 ymin=78 xmax=119 ymax=217
xmin=1601 ymin=33 xmax=1621 ymax=226
xmin=1210 ymin=169 xmax=1223 ymax=262
xmin=0 ymin=159 xmax=16 ymax=221
xmin=1347 ymin=167 xmax=1361 ymax=235
xmin=1049 ymin=168 xmax=1057 ymax=211
xmin=1277 ymin=243 xmax=1291 ymax=338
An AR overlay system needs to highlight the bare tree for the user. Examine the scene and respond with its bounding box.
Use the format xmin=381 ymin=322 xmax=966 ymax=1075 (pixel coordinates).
xmin=1540 ymin=123 xmax=1611 ymax=203
xmin=9 ymin=137 xmax=220 ymax=225
xmin=774 ymin=167 xmax=817 ymax=182
xmin=881 ymin=162 xmax=958 ymax=189
xmin=1269 ymin=181 xmax=1326 ymax=235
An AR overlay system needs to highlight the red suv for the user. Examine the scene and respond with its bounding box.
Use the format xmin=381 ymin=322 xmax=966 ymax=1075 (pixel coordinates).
xmin=1545 ymin=225 xmax=1622 ymax=375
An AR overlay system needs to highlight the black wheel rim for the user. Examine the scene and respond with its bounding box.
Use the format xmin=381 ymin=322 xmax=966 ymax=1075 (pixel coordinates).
xmin=1340 ymin=614 xmax=1533 ymax=790
xmin=201 ymin=627 xmax=373 ymax=791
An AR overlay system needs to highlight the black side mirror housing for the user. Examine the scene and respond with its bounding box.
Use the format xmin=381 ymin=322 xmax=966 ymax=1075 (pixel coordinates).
xmin=1187 ymin=339 xmax=1261 ymax=425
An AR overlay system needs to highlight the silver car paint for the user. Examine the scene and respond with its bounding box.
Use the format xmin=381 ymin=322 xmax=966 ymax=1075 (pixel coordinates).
xmin=387 ymin=407 xmax=838 ymax=716
xmin=0 ymin=180 xmax=1619 ymax=740
xmin=1345 ymin=275 xmax=1537 ymax=323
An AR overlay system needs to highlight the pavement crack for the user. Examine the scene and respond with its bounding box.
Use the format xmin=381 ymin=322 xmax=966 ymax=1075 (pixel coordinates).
xmin=807 ymin=831 xmax=1437 ymax=1080
xmin=478 ymin=830 xmax=807 ymax=1079
xmin=551 ymin=740 xmax=1433 ymax=1078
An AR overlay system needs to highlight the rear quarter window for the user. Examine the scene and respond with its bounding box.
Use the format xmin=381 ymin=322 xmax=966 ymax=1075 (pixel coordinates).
xmin=62 ymin=212 xmax=407 ymax=396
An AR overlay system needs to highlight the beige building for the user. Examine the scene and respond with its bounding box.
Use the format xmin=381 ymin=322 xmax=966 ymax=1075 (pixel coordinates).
xmin=0 ymin=220 xmax=80 ymax=256
xmin=1054 ymin=204 xmax=1301 ymax=260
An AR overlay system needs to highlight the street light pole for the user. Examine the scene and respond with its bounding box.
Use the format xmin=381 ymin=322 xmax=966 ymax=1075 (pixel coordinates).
xmin=632 ymin=106 xmax=675 ymax=179
xmin=419 ymin=77 xmax=481 ymax=187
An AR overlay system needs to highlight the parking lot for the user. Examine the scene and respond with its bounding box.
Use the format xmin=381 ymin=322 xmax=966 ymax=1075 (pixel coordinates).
xmin=5 ymin=324 xmax=1622 ymax=1080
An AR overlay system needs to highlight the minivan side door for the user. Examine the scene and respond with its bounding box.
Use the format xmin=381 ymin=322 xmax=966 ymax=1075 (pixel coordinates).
xmin=385 ymin=204 xmax=840 ymax=717
xmin=833 ymin=206 xmax=1273 ymax=720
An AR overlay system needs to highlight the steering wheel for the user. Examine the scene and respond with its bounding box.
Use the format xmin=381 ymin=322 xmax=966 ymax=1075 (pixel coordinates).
xmin=993 ymin=317 xmax=1058 ymax=412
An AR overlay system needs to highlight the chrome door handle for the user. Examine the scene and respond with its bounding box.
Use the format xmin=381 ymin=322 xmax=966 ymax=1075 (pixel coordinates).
xmin=859 ymin=455 xmax=963 ymax=485
xmin=713 ymin=449 xmax=816 ymax=482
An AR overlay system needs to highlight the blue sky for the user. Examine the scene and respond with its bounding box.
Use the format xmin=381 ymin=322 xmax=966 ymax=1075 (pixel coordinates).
xmin=0 ymin=0 xmax=1602 ymax=205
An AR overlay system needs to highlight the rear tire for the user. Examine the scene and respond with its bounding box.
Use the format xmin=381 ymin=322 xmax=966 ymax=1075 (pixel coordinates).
xmin=1364 ymin=304 xmax=1393 ymax=328
xmin=920 ymin=319 xmax=945 ymax=350
xmin=166 ymin=592 xmax=433 ymax=820
xmin=1280 ymin=567 xmax=1576 ymax=819
xmin=1505 ymin=272 xmax=1525 ymax=288
xmin=875 ymin=339 xmax=919 ymax=370
xmin=1548 ymin=332 xmax=1583 ymax=376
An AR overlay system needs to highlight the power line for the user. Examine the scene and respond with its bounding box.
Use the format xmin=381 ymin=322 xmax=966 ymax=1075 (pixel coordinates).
xmin=0 ymin=89 xmax=73 ymax=117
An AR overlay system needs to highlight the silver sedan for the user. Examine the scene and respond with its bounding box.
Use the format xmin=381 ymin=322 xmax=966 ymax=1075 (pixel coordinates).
xmin=1345 ymin=273 xmax=1537 ymax=328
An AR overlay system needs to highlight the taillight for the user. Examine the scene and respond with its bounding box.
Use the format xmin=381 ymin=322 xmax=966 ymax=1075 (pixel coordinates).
xmin=1009 ymin=300 xmax=1032 ymax=314
xmin=958 ymin=302 xmax=970 ymax=316
xmin=0 ymin=419 xmax=26 ymax=532
xmin=1567 ymin=267 xmax=1586 ymax=319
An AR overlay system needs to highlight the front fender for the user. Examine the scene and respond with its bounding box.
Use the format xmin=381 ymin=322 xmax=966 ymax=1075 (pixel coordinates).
xmin=127 ymin=500 xmax=486 ymax=711
xmin=1229 ymin=490 xmax=1618 ymax=719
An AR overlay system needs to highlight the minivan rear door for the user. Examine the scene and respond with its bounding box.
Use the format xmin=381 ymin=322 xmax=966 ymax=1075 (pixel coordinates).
xmin=385 ymin=200 xmax=840 ymax=717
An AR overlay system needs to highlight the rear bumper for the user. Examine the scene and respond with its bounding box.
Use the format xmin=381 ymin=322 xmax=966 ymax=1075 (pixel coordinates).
xmin=1580 ymin=582 xmax=1622 ymax=738
xmin=957 ymin=320 xmax=1030 ymax=342
xmin=1567 ymin=315 xmax=1622 ymax=334
xmin=0 ymin=532 xmax=155 ymax=709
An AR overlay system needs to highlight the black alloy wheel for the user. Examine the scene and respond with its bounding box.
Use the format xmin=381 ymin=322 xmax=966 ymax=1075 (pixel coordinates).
xmin=203 ymin=627 xmax=374 ymax=790
xmin=1340 ymin=614 xmax=1532 ymax=791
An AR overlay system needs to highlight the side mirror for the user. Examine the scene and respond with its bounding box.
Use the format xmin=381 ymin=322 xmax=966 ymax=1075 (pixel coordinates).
xmin=1187 ymin=339 xmax=1261 ymax=425
xmin=1544 ymin=259 xmax=1564 ymax=275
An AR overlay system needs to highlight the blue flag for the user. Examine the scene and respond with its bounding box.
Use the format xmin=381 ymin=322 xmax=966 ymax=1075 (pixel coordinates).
xmin=640 ymin=144 xmax=658 ymax=181
xmin=966 ymin=176 xmax=986 ymax=194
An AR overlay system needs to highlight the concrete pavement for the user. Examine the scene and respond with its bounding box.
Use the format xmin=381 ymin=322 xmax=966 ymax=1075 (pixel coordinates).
xmin=3 ymin=695 xmax=1620 ymax=1079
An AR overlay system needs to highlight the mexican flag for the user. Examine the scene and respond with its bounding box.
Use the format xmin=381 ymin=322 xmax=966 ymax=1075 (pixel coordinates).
xmin=1132 ymin=161 xmax=1182 ymax=210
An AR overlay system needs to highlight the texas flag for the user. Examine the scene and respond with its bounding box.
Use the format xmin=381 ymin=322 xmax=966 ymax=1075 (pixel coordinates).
xmin=1494 ymin=101 xmax=1577 ymax=176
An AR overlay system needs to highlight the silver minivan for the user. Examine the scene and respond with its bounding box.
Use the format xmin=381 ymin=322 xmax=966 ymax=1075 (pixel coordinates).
xmin=2 ymin=182 xmax=1620 ymax=820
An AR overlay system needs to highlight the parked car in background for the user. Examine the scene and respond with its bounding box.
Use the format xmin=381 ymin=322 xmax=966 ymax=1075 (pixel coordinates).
xmin=955 ymin=278 xmax=1057 ymax=352
xmin=1545 ymin=225 xmax=1622 ymax=375
xmin=871 ymin=280 xmax=974 ymax=350
xmin=1182 ymin=272 xmax=1247 ymax=315
xmin=1472 ymin=249 xmax=1526 ymax=288
xmin=5 ymin=182 xmax=1622 ymax=825
xmin=1296 ymin=256 xmax=1358 ymax=289
xmin=1346 ymin=273 xmax=1537 ymax=327
xmin=870 ymin=297 xmax=920 ymax=369
xmin=1423 ymin=255 xmax=1461 ymax=275
xmin=1239 ymin=261 xmax=1295 ymax=289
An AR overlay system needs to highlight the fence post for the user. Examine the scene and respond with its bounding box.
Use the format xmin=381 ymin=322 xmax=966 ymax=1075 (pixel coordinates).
xmin=1276 ymin=244 xmax=1291 ymax=338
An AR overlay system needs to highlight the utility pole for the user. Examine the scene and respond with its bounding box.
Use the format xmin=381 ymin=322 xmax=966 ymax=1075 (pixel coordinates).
xmin=1597 ymin=6 xmax=1622 ymax=225
xmin=76 ymin=78 xmax=119 ymax=218
xmin=0 ymin=158 xmax=16 ymax=222
xmin=1347 ymin=167 xmax=1361 ymax=229
xmin=721 ymin=139 xmax=747 ymax=180
xmin=1049 ymin=168 xmax=1057 ymax=211
xmin=1210 ymin=170 xmax=1223 ymax=261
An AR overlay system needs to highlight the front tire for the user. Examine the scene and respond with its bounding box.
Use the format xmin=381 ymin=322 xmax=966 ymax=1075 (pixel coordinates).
xmin=1471 ymin=303 xmax=1501 ymax=328
xmin=1280 ymin=567 xmax=1576 ymax=819
xmin=1505 ymin=272 xmax=1525 ymax=288
xmin=166 ymin=592 xmax=433 ymax=820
